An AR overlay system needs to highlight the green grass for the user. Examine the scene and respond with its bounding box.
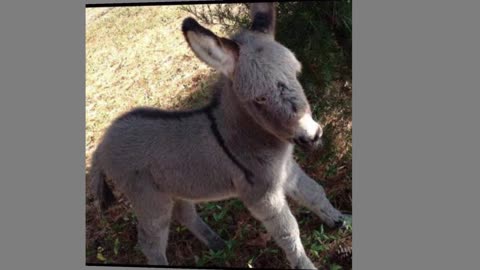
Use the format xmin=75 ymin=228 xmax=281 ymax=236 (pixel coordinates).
xmin=86 ymin=3 xmax=351 ymax=269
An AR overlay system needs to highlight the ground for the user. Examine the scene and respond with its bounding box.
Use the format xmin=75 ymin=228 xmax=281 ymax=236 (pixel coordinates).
xmin=86 ymin=5 xmax=352 ymax=270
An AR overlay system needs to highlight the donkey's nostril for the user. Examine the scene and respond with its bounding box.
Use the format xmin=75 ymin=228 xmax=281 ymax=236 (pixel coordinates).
xmin=313 ymin=128 xmax=322 ymax=142
xmin=298 ymin=136 xmax=309 ymax=145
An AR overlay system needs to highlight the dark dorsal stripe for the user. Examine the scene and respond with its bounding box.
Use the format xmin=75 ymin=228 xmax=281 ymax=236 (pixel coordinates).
xmin=120 ymin=106 xmax=207 ymax=121
xmin=118 ymin=89 xmax=221 ymax=121
xmin=118 ymin=91 xmax=254 ymax=185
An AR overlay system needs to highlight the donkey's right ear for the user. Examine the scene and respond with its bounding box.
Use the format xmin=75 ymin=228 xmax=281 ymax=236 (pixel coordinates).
xmin=182 ymin=17 xmax=239 ymax=77
xmin=250 ymin=2 xmax=276 ymax=37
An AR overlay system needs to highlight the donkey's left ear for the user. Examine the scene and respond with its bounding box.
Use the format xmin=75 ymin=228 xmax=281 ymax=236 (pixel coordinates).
xmin=182 ymin=17 xmax=239 ymax=77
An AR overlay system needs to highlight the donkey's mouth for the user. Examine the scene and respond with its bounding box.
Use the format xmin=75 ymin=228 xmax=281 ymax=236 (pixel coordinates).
xmin=292 ymin=137 xmax=323 ymax=152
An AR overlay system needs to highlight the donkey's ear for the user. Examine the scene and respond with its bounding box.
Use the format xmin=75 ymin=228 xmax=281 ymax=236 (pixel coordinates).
xmin=249 ymin=2 xmax=276 ymax=37
xmin=182 ymin=17 xmax=239 ymax=77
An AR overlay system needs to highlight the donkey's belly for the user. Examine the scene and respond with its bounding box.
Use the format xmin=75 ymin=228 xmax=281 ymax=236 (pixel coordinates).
xmin=149 ymin=156 xmax=241 ymax=202
xmin=155 ymin=173 xmax=238 ymax=202
xmin=174 ymin=187 xmax=237 ymax=203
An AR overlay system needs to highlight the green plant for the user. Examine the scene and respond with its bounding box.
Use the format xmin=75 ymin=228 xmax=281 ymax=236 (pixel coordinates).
xmin=179 ymin=4 xmax=250 ymax=34
xmin=330 ymin=264 xmax=343 ymax=270
xmin=195 ymin=239 xmax=237 ymax=267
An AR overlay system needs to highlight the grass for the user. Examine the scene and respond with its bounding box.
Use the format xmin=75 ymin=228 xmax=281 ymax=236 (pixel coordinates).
xmin=86 ymin=3 xmax=351 ymax=270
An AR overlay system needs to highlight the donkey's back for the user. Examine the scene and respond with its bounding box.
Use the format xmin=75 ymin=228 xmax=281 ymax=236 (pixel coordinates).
xmin=91 ymin=94 xmax=239 ymax=204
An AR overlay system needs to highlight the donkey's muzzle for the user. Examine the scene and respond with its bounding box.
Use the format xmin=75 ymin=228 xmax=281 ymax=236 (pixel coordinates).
xmin=294 ymin=127 xmax=323 ymax=151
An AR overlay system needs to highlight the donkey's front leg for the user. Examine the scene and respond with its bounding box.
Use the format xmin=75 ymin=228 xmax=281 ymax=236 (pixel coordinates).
xmin=285 ymin=161 xmax=345 ymax=229
xmin=244 ymin=192 xmax=317 ymax=269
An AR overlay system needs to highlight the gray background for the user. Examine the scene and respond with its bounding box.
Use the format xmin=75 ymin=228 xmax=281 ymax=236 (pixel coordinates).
xmin=1 ymin=0 xmax=479 ymax=269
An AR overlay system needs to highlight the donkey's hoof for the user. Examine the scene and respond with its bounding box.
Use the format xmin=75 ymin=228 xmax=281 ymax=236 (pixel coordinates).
xmin=334 ymin=212 xmax=352 ymax=229
xmin=294 ymin=257 xmax=317 ymax=270
xmin=334 ymin=219 xmax=347 ymax=229
xmin=208 ymin=239 xmax=227 ymax=251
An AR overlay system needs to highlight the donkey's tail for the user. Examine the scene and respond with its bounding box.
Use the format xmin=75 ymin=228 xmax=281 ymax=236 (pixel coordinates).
xmin=90 ymin=161 xmax=115 ymax=213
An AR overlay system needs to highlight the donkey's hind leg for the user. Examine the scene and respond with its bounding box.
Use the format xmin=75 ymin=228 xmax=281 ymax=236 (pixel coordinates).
xmin=173 ymin=200 xmax=226 ymax=251
xmin=126 ymin=177 xmax=174 ymax=265
xmin=133 ymin=196 xmax=173 ymax=265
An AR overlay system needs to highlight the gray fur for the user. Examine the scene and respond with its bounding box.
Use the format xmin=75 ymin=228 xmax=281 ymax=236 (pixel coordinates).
xmin=90 ymin=3 xmax=344 ymax=269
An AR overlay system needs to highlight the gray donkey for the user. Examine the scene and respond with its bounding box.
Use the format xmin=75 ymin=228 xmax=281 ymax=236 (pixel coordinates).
xmin=90 ymin=3 xmax=346 ymax=269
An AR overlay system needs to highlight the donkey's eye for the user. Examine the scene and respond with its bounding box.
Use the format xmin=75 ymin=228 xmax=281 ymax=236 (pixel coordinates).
xmin=277 ymin=82 xmax=287 ymax=90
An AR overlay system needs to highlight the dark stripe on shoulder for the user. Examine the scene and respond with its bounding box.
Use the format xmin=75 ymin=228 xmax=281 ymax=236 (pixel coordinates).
xmin=205 ymin=107 xmax=254 ymax=186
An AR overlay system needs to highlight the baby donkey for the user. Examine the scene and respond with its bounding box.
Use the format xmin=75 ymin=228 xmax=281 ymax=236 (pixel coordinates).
xmin=91 ymin=3 xmax=346 ymax=269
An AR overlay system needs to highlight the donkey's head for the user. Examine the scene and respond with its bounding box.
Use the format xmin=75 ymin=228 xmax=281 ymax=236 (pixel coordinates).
xmin=182 ymin=3 xmax=322 ymax=150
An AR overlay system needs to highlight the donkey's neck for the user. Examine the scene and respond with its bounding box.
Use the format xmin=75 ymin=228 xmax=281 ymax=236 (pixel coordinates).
xmin=211 ymin=78 xmax=292 ymax=159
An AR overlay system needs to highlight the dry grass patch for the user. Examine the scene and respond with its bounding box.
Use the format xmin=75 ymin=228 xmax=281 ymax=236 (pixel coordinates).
xmin=86 ymin=6 xmax=224 ymax=168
